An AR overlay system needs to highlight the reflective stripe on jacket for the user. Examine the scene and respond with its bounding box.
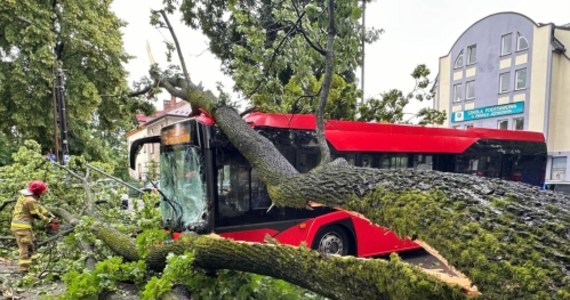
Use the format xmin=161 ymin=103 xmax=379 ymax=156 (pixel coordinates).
xmin=10 ymin=220 xmax=32 ymax=229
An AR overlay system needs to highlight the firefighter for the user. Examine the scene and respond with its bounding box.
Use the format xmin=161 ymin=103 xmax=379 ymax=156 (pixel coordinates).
xmin=10 ymin=180 xmax=58 ymax=273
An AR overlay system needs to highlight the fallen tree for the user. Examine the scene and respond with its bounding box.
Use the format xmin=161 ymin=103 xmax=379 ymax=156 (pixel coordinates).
xmin=98 ymin=102 xmax=570 ymax=298
xmin=92 ymin=1 xmax=570 ymax=298
xmin=83 ymin=164 xmax=569 ymax=299
xmin=92 ymin=225 xmax=468 ymax=300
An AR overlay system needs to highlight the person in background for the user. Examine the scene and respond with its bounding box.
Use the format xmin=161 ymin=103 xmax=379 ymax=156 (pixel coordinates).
xmin=46 ymin=151 xmax=56 ymax=162
xmin=10 ymin=180 xmax=59 ymax=273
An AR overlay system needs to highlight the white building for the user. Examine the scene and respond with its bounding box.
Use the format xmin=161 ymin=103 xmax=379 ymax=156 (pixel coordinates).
xmin=433 ymin=12 xmax=570 ymax=187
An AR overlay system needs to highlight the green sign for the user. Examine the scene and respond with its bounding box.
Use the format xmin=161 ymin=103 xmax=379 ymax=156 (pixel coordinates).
xmin=451 ymin=102 xmax=524 ymax=122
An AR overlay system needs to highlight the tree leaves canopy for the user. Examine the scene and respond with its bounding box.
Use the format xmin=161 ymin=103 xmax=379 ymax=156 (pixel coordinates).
xmin=0 ymin=0 xmax=153 ymax=163
xmin=175 ymin=1 xmax=444 ymax=124
xmin=178 ymin=0 xmax=375 ymax=118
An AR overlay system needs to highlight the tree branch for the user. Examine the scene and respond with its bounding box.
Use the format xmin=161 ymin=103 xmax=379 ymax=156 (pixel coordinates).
xmin=0 ymin=198 xmax=16 ymax=212
xmin=158 ymin=10 xmax=201 ymax=116
xmin=127 ymin=85 xmax=152 ymax=98
xmin=93 ymin=226 xmax=470 ymax=300
xmin=46 ymin=163 xmax=97 ymax=269
xmin=315 ymin=0 xmax=337 ymax=166
xmin=148 ymin=65 xmax=216 ymax=113
xmin=37 ymin=227 xmax=74 ymax=247
xmin=292 ymin=1 xmax=326 ymax=55
xmin=246 ymin=8 xmax=307 ymax=98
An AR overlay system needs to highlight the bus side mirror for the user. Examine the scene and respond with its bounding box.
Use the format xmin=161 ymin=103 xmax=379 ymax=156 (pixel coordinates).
xmin=129 ymin=136 xmax=161 ymax=170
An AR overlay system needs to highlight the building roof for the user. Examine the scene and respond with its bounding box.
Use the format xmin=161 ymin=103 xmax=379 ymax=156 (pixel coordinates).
xmin=128 ymin=97 xmax=191 ymax=137
xmin=443 ymin=12 xmax=543 ymax=58
xmin=140 ymin=97 xmax=190 ymax=123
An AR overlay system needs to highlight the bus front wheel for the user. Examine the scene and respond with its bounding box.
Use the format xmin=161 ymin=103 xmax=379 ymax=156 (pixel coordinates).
xmin=312 ymin=225 xmax=352 ymax=256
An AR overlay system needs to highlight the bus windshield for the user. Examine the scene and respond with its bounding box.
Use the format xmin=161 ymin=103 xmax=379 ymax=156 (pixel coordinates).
xmin=159 ymin=144 xmax=207 ymax=230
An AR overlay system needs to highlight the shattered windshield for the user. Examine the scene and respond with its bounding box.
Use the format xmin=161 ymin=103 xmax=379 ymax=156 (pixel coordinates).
xmin=159 ymin=144 xmax=207 ymax=230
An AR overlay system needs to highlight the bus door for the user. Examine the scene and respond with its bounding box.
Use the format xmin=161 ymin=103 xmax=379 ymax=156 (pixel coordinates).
xmin=214 ymin=147 xmax=293 ymax=228
xmin=455 ymin=155 xmax=501 ymax=178
xmin=501 ymin=154 xmax=545 ymax=186
xmin=213 ymin=143 xmax=335 ymax=243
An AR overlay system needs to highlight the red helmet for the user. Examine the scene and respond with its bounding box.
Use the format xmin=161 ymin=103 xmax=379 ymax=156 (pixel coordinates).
xmin=28 ymin=180 xmax=48 ymax=197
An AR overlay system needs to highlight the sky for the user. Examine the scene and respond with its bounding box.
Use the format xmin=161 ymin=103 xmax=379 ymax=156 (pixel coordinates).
xmin=111 ymin=0 xmax=570 ymax=114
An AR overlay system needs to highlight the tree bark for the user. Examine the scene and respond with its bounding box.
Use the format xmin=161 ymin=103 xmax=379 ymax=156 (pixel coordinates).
xmin=92 ymin=228 xmax=467 ymax=300
xmin=268 ymin=167 xmax=570 ymax=299
xmin=91 ymin=225 xmax=140 ymax=262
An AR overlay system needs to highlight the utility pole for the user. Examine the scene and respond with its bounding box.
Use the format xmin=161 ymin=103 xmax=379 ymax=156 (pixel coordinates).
xmin=54 ymin=35 xmax=69 ymax=164
xmin=54 ymin=58 xmax=69 ymax=162
xmin=52 ymin=0 xmax=69 ymax=163
xmin=52 ymin=66 xmax=59 ymax=161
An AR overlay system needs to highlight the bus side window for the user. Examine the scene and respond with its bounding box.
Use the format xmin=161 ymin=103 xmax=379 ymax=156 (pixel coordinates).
xmin=345 ymin=154 xmax=356 ymax=165
xmin=217 ymin=153 xmax=250 ymax=217
xmin=414 ymin=154 xmax=433 ymax=170
xmin=382 ymin=154 xmax=408 ymax=169
xmin=277 ymin=146 xmax=296 ymax=167
xmin=360 ymin=153 xmax=383 ymax=168
xmin=251 ymin=169 xmax=271 ymax=209
xmin=297 ymin=151 xmax=320 ymax=173
xmin=455 ymin=155 xmax=479 ymax=175
xmin=381 ymin=155 xmax=391 ymax=169
xmin=395 ymin=155 xmax=409 ymax=169
xmin=362 ymin=154 xmax=373 ymax=167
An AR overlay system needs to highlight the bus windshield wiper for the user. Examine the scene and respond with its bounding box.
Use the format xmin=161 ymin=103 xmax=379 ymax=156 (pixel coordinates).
xmin=149 ymin=180 xmax=184 ymax=230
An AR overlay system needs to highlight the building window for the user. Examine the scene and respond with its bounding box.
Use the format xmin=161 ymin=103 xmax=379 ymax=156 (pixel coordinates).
xmin=499 ymin=72 xmax=510 ymax=93
xmin=551 ymin=157 xmax=567 ymax=181
xmin=513 ymin=117 xmax=524 ymax=130
xmin=467 ymin=45 xmax=477 ymax=65
xmin=497 ymin=120 xmax=508 ymax=129
xmin=454 ymin=50 xmax=464 ymax=69
xmin=500 ymin=33 xmax=512 ymax=56
xmin=465 ymin=80 xmax=475 ymax=100
xmin=150 ymin=144 xmax=155 ymax=154
xmin=453 ymin=83 xmax=463 ymax=102
xmin=517 ymin=32 xmax=529 ymax=51
xmin=515 ymin=68 xmax=527 ymax=90
xmin=465 ymin=124 xmax=474 ymax=129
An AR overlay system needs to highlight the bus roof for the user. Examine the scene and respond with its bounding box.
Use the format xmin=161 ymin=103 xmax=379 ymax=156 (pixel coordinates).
xmin=196 ymin=112 xmax=545 ymax=154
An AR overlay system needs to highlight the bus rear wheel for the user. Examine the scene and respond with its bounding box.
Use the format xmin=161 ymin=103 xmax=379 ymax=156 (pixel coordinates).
xmin=312 ymin=225 xmax=351 ymax=256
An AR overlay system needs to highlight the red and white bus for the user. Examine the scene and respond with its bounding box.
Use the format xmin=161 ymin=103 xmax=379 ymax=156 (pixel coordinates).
xmin=130 ymin=112 xmax=546 ymax=257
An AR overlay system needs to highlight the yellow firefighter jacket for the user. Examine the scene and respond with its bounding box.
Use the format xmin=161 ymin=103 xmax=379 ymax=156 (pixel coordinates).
xmin=11 ymin=191 xmax=53 ymax=230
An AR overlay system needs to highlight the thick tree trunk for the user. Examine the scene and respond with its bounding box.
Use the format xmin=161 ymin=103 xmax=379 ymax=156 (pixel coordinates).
xmin=91 ymin=225 xmax=140 ymax=262
xmin=269 ymin=167 xmax=570 ymax=299
xmin=93 ymin=227 xmax=467 ymax=300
